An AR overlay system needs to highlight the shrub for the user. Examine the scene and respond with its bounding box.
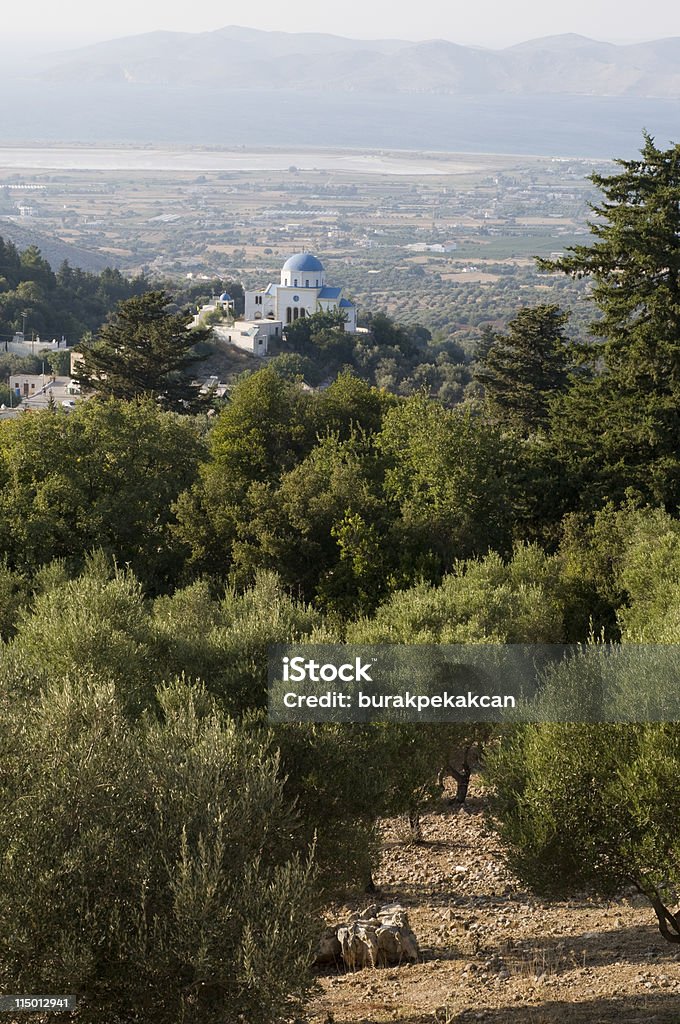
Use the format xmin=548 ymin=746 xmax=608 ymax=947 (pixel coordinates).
xmin=0 ymin=673 xmax=318 ymax=1022
xmin=486 ymin=716 xmax=680 ymax=943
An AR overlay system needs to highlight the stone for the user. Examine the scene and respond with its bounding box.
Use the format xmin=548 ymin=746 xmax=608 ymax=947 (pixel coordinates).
xmin=315 ymin=927 xmax=342 ymax=966
xmin=314 ymin=904 xmax=420 ymax=970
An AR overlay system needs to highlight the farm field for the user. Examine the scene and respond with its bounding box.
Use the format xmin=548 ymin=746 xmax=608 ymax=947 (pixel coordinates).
xmin=0 ymin=145 xmax=601 ymax=341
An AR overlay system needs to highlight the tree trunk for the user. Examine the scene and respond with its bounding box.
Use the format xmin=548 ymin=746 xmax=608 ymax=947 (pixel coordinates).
xmin=449 ymin=765 xmax=471 ymax=805
xmin=439 ymin=744 xmax=473 ymax=806
xmin=650 ymin=893 xmax=680 ymax=943
xmin=634 ymin=880 xmax=680 ymax=943
xmin=408 ymin=808 xmax=423 ymax=843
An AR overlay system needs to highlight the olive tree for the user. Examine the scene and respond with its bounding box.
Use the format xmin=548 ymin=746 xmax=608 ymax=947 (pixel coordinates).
xmin=0 ymin=671 xmax=318 ymax=1022
xmin=486 ymin=719 xmax=680 ymax=943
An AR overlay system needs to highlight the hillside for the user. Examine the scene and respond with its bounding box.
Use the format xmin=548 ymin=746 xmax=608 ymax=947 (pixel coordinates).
xmin=0 ymin=219 xmax=114 ymax=274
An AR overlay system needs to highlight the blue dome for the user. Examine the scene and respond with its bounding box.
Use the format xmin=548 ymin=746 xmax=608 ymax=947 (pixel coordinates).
xmin=219 ymin=292 xmax=232 ymax=301
xmin=282 ymin=252 xmax=324 ymax=273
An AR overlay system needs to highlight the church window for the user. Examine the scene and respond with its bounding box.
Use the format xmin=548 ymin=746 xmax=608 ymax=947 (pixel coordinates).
xmin=300 ymin=308 xmax=306 ymax=318
xmin=286 ymin=307 xmax=292 ymax=323
xmin=305 ymin=279 xmax=309 ymax=287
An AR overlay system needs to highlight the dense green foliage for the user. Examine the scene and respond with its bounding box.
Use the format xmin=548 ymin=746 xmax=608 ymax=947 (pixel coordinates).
xmin=540 ymin=133 xmax=680 ymax=510
xmin=0 ymin=237 xmax=150 ymax=345
xmin=174 ymin=372 xmax=541 ymax=615
xmin=485 ymin=501 xmax=680 ymax=944
xmin=474 ymin=304 xmax=570 ymax=435
xmin=486 ymin=720 xmax=680 ymax=943
xmin=4 ymin=133 xmax=680 ymax=1017
xmin=0 ymin=667 xmax=319 ymax=1022
xmin=74 ymin=291 xmax=210 ymax=410
xmin=0 ymin=398 xmax=204 ymax=591
xmin=269 ymin=305 xmax=471 ymax=402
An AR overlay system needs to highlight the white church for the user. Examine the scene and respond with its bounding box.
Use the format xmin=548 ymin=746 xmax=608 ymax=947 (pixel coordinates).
xmin=245 ymin=252 xmax=357 ymax=333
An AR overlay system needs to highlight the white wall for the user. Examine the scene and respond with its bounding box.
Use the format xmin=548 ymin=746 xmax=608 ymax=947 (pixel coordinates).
xmin=281 ymin=268 xmax=325 ymax=288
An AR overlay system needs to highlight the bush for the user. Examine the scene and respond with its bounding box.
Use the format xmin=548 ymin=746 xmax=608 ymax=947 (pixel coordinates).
xmin=348 ymin=544 xmax=565 ymax=644
xmin=0 ymin=673 xmax=318 ymax=1023
xmin=5 ymin=561 xmax=413 ymax=895
xmin=486 ymin=716 xmax=680 ymax=943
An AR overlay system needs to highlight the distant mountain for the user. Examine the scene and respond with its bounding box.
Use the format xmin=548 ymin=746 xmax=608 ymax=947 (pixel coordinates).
xmin=36 ymin=27 xmax=680 ymax=98
xmin=3 ymin=27 xmax=679 ymax=156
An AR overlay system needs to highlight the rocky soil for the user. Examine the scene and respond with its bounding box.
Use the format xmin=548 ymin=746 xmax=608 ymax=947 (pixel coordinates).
xmin=304 ymin=785 xmax=680 ymax=1024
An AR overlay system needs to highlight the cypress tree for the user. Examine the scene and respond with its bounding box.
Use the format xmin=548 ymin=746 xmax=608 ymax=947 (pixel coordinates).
xmin=475 ymin=304 xmax=570 ymax=435
xmin=541 ymin=133 xmax=680 ymax=508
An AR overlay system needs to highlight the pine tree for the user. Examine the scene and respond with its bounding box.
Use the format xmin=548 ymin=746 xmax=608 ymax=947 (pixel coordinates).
xmin=542 ymin=133 xmax=680 ymax=508
xmin=540 ymin=132 xmax=680 ymax=391
xmin=475 ymin=305 xmax=570 ymax=435
xmin=74 ymin=290 xmax=209 ymax=411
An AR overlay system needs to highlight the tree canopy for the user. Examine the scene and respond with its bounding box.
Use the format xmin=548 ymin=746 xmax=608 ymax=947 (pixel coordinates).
xmin=74 ymin=290 xmax=209 ymax=411
xmin=475 ymin=304 xmax=570 ymax=435
xmin=0 ymin=398 xmax=204 ymax=590
xmin=0 ymin=236 xmax=150 ymax=346
xmin=541 ymin=133 xmax=680 ymax=509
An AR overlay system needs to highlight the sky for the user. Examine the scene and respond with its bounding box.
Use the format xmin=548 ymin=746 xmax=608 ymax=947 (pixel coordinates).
xmin=2 ymin=0 xmax=679 ymax=53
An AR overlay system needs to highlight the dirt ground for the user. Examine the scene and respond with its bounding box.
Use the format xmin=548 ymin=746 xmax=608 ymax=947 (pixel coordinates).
xmin=305 ymin=786 xmax=680 ymax=1024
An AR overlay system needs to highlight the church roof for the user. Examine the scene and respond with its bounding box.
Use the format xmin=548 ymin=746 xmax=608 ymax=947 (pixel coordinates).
xmin=339 ymin=298 xmax=355 ymax=308
xmin=318 ymin=286 xmax=342 ymax=299
xmin=282 ymin=252 xmax=325 ymax=273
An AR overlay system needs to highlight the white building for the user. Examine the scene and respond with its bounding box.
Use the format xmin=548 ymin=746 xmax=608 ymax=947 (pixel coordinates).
xmin=9 ymin=374 xmax=83 ymax=411
xmin=190 ymin=291 xmax=281 ymax=358
xmin=245 ymin=253 xmax=357 ymax=332
xmin=212 ymin=319 xmax=281 ymax=357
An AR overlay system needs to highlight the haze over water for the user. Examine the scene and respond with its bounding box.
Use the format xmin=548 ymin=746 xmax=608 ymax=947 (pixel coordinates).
xmin=0 ymin=148 xmax=489 ymax=176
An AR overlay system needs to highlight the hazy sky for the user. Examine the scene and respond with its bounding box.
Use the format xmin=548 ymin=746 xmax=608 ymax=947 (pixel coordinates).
xmin=3 ymin=0 xmax=679 ymax=51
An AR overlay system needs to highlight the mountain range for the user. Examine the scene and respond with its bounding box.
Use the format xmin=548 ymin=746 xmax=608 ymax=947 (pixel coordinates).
xmin=37 ymin=27 xmax=680 ymax=98
xmin=1 ymin=27 xmax=679 ymax=156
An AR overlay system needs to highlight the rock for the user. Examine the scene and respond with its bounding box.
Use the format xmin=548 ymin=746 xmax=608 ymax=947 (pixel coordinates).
xmin=337 ymin=924 xmax=374 ymax=969
xmin=314 ymin=904 xmax=420 ymax=970
xmin=315 ymin=927 xmax=342 ymax=966
xmin=376 ymin=925 xmax=403 ymax=964
xmin=360 ymin=904 xmax=381 ymax=920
